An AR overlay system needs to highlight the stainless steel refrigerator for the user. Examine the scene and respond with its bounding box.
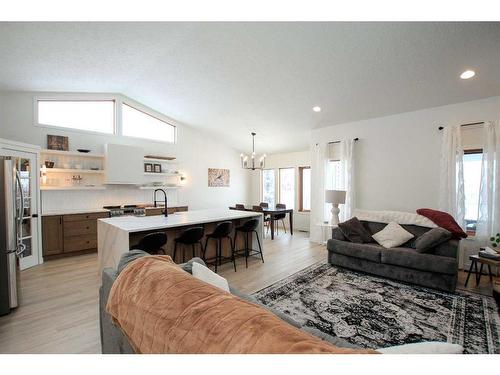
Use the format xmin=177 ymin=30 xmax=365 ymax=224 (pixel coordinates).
xmin=0 ymin=157 xmax=27 ymax=316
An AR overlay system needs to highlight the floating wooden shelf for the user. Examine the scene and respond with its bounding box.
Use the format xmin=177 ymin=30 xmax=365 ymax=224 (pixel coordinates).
xmin=143 ymin=157 xmax=178 ymax=164
xmin=41 ymin=185 xmax=107 ymax=191
xmin=42 ymin=168 xmax=105 ymax=174
xmin=138 ymin=185 xmax=181 ymax=190
xmin=143 ymin=172 xmax=180 ymax=177
xmin=41 ymin=149 xmax=104 ymax=158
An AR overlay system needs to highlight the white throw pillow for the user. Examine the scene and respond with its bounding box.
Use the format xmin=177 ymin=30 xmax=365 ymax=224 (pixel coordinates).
xmin=191 ymin=262 xmax=230 ymax=292
xmin=372 ymin=222 xmax=414 ymax=248
xmin=377 ymin=342 xmax=464 ymax=354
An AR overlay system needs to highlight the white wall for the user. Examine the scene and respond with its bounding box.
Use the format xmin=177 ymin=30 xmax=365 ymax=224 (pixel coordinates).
xmin=0 ymin=91 xmax=251 ymax=212
xmin=311 ymin=96 xmax=500 ymax=269
xmin=311 ymin=96 xmax=500 ymax=212
xmin=250 ymin=151 xmax=311 ymax=231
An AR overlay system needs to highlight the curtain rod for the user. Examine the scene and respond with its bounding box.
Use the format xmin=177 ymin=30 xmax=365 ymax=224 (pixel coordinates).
xmin=438 ymin=122 xmax=484 ymax=131
xmin=328 ymin=138 xmax=359 ymax=144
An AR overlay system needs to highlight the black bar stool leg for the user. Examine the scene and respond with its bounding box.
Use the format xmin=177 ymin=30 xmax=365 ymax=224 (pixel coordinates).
xmin=173 ymin=242 xmax=178 ymax=263
xmin=476 ymin=263 xmax=484 ymax=286
xmin=203 ymin=238 xmax=209 ymax=261
xmin=254 ymin=230 xmax=264 ymax=263
xmin=192 ymin=244 xmax=196 ymax=259
xmin=182 ymin=244 xmax=186 ymax=263
xmin=244 ymin=232 xmax=249 ymax=268
xmin=229 ymin=236 xmax=236 ymax=272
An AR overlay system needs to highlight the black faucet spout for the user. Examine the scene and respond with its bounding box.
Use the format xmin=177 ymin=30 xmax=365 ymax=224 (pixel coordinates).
xmin=153 ymin=189 xmax=168 ymax=217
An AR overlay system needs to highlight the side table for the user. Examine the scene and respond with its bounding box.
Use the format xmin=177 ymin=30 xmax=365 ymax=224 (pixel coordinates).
xmin=464 ymin=254 xmax=500 ymax=287
xmin=316 ymin=222 xmax=337 ymax=245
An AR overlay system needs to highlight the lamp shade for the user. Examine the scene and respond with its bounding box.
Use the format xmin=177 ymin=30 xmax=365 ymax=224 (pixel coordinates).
xmin=325 ymin=190 xmax=346 ymax=204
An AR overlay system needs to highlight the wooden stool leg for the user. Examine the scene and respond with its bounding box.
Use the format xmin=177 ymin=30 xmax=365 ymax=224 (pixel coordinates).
xmin=488 ymin=265 xmax=493 ymax=282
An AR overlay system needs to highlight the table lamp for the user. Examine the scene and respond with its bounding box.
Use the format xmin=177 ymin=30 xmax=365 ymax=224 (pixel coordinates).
xmin=325 ymin=190 xmax=346 ymax=225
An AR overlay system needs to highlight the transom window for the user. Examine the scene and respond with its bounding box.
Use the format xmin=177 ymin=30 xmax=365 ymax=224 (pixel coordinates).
xmin=122 ymin=103 xmax=176 ymax=143
xmin=37 ymin=100 xmax=115 ymax=134
xmin=35 ymin=96 xmax=177 ymax=144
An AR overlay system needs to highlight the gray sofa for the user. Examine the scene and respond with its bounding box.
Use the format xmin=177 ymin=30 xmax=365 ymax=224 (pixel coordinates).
xmin=99 ymin=254 xmax=358 ymax=353
xmin=327 ymin=221 xmax=459 ymax=292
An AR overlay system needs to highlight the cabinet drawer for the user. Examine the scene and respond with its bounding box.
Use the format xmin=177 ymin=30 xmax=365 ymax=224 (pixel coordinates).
xmin=63 ymin=212 xmax=109 ymax=222
xmin=63 ymin=220 xmax=97 ymax=237
xmin=64 ymin=234 xmax=97 ymax=252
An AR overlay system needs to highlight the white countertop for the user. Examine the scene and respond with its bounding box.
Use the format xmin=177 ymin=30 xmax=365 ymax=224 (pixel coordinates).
xmin=98 ymin=208 xmax=261 ymax=233
xmin=42 ymin=208 xmax=110 ymax=216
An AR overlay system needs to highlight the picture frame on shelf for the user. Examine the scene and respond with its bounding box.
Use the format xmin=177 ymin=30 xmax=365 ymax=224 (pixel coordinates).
xmin=47 ymin=135 xmax=69 ymax=151
xmin=144 ymin=163 xmax=153 ymax=173
xmin=153 ymin=164 xmax=162 ymax=173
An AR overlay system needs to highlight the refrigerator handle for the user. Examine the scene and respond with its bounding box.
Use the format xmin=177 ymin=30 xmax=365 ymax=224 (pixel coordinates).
xmin=15 ymin=170 xmax=26 ymax=257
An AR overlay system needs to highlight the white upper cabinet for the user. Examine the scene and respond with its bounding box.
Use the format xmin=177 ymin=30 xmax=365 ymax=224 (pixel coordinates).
xmin=104 ymin=143 xmax=143 ymax=184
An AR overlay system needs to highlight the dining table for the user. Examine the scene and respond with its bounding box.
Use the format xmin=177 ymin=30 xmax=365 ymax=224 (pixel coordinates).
xmin=229 ymin=206 xmax=293 ymax=240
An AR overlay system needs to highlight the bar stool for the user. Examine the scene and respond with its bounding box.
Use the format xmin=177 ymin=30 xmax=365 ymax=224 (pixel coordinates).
xmin=274 ymin=203 xmax=287 ymax=235
xmin=130 ymin=232 xmax=167 ymax=255
xmin=234 ymin=218 xmax=264 ymax=268
xmin=203 ymin=221 xmax=235 ymax=273
xmin=173 ymin=226 xmax=204 ymax=263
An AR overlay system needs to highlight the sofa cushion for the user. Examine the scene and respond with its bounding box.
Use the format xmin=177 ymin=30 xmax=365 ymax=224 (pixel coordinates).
xmin=380 ymin=247 xmax=457 ymax=275
xmin=327 ymin=239 xmax=382 ymax=263
xmin=372 ymin=222 xmax=414 ymax=249
xmin=338 ymin=217 xmax=374 ymax=243
xmin=413 ymin=228 xmax=452 ymax=253
xmin=416 ymin=208 xmax=467 ymax=239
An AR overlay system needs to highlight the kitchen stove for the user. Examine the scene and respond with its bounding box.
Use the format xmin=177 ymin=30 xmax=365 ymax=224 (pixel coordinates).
xmin=103 ymin=205 xmax=146 ymax=217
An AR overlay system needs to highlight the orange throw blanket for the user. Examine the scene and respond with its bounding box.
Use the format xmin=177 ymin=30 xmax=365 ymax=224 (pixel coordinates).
xmin=106 ymin=256 xmax=376 ymax=354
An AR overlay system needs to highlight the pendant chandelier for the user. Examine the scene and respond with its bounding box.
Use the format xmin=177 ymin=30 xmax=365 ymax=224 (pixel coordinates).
xmin=240 ymin=132 xmax=266 ymax=170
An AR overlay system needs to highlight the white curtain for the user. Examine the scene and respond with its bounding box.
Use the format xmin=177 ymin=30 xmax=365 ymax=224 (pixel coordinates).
xmin=309 ymin=142 xmax=328 ymax=243
xmin=476 ymin=120 xmax=500 ymax=242
xmin=439 ymin=125 xmax=465 ymax=228
xmin=339 ymin=139 xmax=355 ymax=221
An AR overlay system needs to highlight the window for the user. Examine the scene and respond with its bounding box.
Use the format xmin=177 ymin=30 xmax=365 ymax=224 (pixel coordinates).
xmin=326 ymin=160 xmax=342 ymax=189
xmin=279 ymin=168 xmax=295 ymax=209
xmin=299 ymin=166 xmax=311 ymax=211
xmin=262 ymin=169 xmax=275 ymax=207
xmin=37 ymin=100 xmax=115 ymax=134
xmin=463 ymin=150 xmax=483 ymax=235
xmin=122 ymin=103 xmax=176 ymax=143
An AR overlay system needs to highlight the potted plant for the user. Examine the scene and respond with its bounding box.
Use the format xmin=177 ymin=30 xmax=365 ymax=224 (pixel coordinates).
xmin=490 ymin=233 xmax=500 ymax=251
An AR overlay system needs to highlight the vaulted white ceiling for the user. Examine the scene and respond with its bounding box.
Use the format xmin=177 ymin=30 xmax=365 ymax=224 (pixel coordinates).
xmin=0 ymin=22 xmax=499 ymax=153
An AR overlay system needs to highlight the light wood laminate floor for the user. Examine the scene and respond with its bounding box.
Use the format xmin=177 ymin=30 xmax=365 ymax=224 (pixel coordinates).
xmin=0 ymin=231 xmax=324 ymax=354
xmin=0 ymin=231 xmax=497 ymax=354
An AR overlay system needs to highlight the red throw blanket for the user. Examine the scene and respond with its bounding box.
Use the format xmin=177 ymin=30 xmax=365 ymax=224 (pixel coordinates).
xmin=106 ymin=256 xmax=377 ymax=354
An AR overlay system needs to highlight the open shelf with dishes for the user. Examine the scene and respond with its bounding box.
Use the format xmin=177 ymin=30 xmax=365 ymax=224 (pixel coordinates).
xmin=40 ymin=149 xmax=106 ymax=191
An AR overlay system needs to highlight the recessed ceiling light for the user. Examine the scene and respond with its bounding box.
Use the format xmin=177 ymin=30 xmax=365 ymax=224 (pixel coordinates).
xmin=460 ymin=70 xmax=476 ymax=79
xmin=312 ymin=106 xmax=321 ymax=112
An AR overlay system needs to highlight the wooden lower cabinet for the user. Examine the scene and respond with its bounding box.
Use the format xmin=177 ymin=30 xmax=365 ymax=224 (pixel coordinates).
xmin=42 ymin=212 xmax=109 ymax=259
xmin=41 ymin=216 xmax=64 ymax=256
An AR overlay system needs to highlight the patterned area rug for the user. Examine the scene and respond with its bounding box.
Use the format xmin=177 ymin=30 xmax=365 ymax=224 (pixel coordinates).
xmin=253 ymin=261 xmax=500 ymax=354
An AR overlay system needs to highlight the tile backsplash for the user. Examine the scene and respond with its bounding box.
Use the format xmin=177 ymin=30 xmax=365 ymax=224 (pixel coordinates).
xmin=41 ymin=186 xmax=180 ymax=213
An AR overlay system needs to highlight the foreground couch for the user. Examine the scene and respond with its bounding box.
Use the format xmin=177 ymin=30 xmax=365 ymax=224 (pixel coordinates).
xmin=327 ymin=220 xmax=459 ymax=292
xmin=99 ymin=252 xmax=375 ymax=354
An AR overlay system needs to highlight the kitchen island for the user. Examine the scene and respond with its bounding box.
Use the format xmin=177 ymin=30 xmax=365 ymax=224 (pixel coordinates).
xmin=97 ymin=208 xmax=263 ymax=273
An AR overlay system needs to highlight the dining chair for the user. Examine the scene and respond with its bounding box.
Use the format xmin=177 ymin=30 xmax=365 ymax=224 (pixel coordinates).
xmin=252 ymin=205 xmax=271 ymax=236
xmin=274 ymin=203 xmax=287 ymax=235
xmin=235 ymin=203 xmax=245 ymax=210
